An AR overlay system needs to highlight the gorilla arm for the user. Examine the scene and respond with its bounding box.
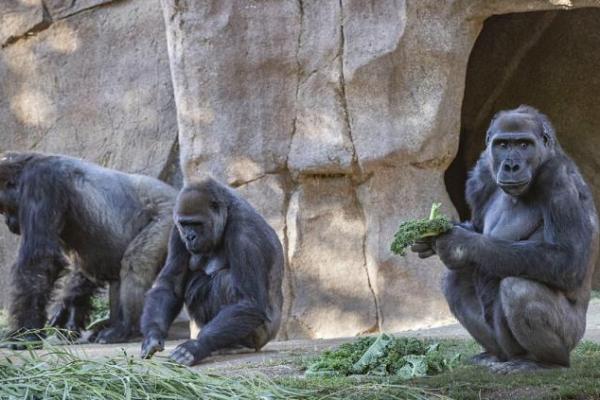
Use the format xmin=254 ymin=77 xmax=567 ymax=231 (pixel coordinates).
xmin=9 ymin=166 xmax=69 ymax=333
xmin=140 ymin=228 xmax=189 ymax=359
xmin=435 ymin=188 xmax=594 ymax=293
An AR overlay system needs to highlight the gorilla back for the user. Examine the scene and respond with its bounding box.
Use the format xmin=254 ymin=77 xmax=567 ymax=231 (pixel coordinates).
xmin=0 ymin=152 xmax=177 ymax=345
xmin=141 ymin=178 xmax=284 ymax=366
xmin=412 ymin=106 xmax=599 ymax=373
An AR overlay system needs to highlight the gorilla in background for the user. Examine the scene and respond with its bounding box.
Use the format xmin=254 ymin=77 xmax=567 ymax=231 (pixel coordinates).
xmin=140 ymin=178 xmax=284 ymax=366
xmin=413 ymin=105 xmax=599 ymax=373
xmin=0 ymin=152 xmax=177 ymax=346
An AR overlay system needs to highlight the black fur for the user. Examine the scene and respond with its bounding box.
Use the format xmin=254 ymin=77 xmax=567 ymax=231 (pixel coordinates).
xmin=140 ymin=178 xmax=284 ymax=366
xmin=0 ymin=152 xmax=176 ymax=346
xmin=413 ymin=106 xmax=599 ymax=373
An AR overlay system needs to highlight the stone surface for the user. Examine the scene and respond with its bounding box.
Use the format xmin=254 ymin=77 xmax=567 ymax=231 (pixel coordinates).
xmin=357 ymin=167 xmax=457 ymax=332
xmin=0 ymin=0 xmax=48 ymax=47
xmin=162 ymin=0 xmax=299 ymax=185
xmin=164 ymin=0 xmax=594 ymax=338
xmin=44 ymin=0 xmax=116 ymax=20
xmin=285 ymin=177 xmax=377 ymax=338
xmin=0 ymin=0 xmax=178 ymax=308
xmin=162 ymin=0 xmax=600 ymax=338
xmin=287 ymin=0 xmax=354 ymax=177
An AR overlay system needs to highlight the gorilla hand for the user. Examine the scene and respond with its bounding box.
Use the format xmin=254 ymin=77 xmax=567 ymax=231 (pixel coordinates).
xmin=410 ymin=222 xmax=475 ymax=259
xmin=170 ymin=339 xmax=210 ymax=366
xmin=411 ymin=237 xmax=436 ymax=259
xmin=141 ymin=333 xmax=165 ymax=359
xmin=434 ymin=225 xmax=476 ymax=270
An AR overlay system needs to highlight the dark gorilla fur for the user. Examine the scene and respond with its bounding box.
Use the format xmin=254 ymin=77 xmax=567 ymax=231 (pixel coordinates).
xmin=0 ymin=152 xmax=176 ymax=346
xmin=140 ymin=178 xmax=284 ymax=366
xmin=413 ymin=105 xmax=599 ymax=373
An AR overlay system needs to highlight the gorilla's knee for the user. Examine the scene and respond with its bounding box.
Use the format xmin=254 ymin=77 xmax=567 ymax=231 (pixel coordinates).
xmin=499 ymin=277 xmax=534 ymax=310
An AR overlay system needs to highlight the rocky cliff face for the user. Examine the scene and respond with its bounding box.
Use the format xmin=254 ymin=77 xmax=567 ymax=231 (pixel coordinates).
xmin=1 ymin=0 xmax=599 ymax=339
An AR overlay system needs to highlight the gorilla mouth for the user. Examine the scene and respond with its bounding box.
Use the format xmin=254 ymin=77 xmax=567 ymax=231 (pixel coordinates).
xmin=498 ymin=180 xmax=530 ymax=195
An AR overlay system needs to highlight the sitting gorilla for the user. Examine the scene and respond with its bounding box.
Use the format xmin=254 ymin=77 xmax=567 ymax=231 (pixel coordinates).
xmin=140 ymin=178 xmax=284 ymax=366
xmin=413 ymin=106 xmax=599 ymax=373
xmin=0 ymin=152 xmax=176 ymax=346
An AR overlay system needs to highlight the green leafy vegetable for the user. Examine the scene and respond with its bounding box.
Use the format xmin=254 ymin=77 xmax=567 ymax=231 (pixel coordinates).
xmin=390 ymin=203 xmax=452 ymax=256
xmin=305 ymin=334 xmax=461 ymax=379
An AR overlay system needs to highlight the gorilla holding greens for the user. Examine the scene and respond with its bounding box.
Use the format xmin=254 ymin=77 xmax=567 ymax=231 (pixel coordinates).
xmin=0 ymin=152 xmax=176 ymax=346
xmin=413 ymin=106 xmax=599 ymax=373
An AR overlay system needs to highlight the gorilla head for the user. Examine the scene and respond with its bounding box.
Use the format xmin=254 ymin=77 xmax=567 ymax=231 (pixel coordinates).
xmin=485 ymin=105 xmax=556 ymax=197
xmin=0 ymin=152 xmax=32 ymax=234
xmin=174 ymin=182 xmax=227 ymax=254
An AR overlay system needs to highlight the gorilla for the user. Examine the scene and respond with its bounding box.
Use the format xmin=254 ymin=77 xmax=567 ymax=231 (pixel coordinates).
xmin=0 ymin=152 xmax=176 ymax=346
xmin=140 ymin=178 xmax=284 ymax=366
xmin=413 ymin=106 xmax=599 ymax=373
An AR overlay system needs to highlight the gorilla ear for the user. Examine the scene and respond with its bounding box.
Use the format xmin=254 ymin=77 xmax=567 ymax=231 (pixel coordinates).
xmin=541 ymin=120 xmax=554 ymax=148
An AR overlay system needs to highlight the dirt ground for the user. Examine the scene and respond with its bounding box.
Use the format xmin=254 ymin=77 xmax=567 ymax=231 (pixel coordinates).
xmin=8 ymin=299 xmax=597 ymax=378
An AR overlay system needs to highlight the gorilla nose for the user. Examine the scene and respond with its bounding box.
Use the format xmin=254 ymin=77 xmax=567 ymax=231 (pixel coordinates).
xmin=186 ymin=232 xmax=197 ymax=242
xmin=503 ymin=160 xmax=520 ymax=173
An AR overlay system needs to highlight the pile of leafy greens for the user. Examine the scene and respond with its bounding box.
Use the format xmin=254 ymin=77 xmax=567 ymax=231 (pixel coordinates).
xmin=305 ymin=334 xmax=461 ymax=379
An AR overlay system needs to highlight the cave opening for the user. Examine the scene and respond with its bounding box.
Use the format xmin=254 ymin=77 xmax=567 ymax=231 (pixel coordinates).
xmin=446 ymin=8 xmax=600 ymax=223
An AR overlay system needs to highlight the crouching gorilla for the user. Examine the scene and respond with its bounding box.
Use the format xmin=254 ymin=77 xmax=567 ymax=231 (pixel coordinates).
xmin=0 ymin=152 xmax=176 ymax=346
xmin=413 ymin=106 xmax=599 ymax=373
xmin=140 ymin=178 xmax=284 ymax=366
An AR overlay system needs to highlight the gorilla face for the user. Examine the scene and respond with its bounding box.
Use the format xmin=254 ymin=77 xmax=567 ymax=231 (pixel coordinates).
xmin=486 ymin=112 xmax=548 ymax=197
xmin=175 ymin=187 xmax=226 ymax=255
xmin=176 ymin=215 xmax=213 ymax=254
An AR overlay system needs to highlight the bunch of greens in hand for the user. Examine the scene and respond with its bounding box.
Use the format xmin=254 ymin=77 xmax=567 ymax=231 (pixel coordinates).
xmin=390 ymin=203 xmax=452 ymax=256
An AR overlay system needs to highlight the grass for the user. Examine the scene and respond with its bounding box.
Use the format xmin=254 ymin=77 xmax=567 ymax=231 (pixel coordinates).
xmin=0 ymin=330 xmax=447 ymax=400
xmin=293 ymin=338 xmax=600 ymax=400
xmin=3 ymin=329 xmax=600 ymax=399
xmin=414 ymin=340 xmax=600 ymax=400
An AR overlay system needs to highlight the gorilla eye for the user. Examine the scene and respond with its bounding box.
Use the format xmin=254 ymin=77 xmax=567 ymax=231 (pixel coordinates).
xmin=497 ymin=141 xmax=508 ymax=149
xmin=520 ymin=142 xmax=528 ymax=149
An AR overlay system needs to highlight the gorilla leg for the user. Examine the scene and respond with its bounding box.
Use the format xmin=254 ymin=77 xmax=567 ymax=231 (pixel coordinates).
xmin=491 ymin=277 xmax=585 ymax=373
xmin=49 ymin=269 xmax=99 ymax=333
xmin=443 ymin=270 xmax=506 ymax=364
xmin=96 ymin=215 xmax=171 ymax=343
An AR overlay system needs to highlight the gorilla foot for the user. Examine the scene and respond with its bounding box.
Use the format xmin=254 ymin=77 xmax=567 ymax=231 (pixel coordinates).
xmin=489 ymin=359 xmax=562 ymax=375
xmin=470 ymin=352 xmax=502 ymax=367
xmin=95 ymin=325 xmax=135 ymax=344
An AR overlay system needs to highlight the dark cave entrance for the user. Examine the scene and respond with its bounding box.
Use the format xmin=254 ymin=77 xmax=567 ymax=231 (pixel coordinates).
xmin=446 ymin=8 xmax=600 ymax=223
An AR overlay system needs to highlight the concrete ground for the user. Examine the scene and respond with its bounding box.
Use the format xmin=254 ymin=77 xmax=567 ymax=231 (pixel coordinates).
xmin=4 ymin=299 xmax=597 ymax=377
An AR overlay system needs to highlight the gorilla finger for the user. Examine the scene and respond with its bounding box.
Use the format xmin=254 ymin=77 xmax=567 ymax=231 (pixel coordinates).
xmin=418 ymin=249 xmax=436 ymax=259
xmin=170 ymin=348 xmax=195 ymax=366
xmin=411 ymin=242 xmax=432 ymax=253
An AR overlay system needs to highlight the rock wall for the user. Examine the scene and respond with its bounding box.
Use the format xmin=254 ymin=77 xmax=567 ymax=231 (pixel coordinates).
xmin=161 ymin=0 xmax=600 ymax=339
xmin=0 ymin=0 xmax=179 ymax=307
xmin=1 ymin=0 xmax=600 ymax=338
